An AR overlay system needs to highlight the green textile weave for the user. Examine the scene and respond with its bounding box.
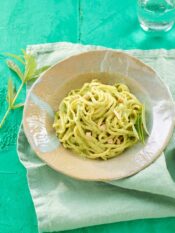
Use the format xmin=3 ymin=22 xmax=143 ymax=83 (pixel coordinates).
xmin=17 ymin=42 xmax=175 ymax=232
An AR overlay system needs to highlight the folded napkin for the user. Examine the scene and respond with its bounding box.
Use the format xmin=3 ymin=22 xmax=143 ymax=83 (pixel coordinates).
xmin=18 ymin=42 xmax=175 ymax=233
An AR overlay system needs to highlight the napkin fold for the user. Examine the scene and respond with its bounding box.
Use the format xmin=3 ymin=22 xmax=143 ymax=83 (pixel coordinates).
xmin=18 ymin=42 xmax=175 ymax=233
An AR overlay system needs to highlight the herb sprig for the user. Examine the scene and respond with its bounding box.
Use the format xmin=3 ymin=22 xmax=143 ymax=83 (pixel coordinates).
xmin=135 ymin=105 xmax=149 ymax=143
xmin=0 ymin=50 xmax=49 ymax=128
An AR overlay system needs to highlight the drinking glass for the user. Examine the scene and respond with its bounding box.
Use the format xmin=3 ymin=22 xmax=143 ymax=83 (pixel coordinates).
xmin=137 ymin=0 xmax=175 ymax=32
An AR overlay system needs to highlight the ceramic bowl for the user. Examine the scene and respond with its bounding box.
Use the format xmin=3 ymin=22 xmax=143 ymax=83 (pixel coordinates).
xmin=23 ymin=50 xmax=175 ymax=181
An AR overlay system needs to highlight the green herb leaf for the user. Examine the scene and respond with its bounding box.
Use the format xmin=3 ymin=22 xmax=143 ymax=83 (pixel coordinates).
xmin=132 ymin=124 xmax=139 ymax=140
xmin=35 ymin=65 xmax=50 ymax=76
xmin=23 ymin=51 xmax=37 ymax=82
xmin=6 ymin=60 xmax=24 ymax=81
xmin=142 ymin=104 xmax=149 ymax=135
xmin=0 ymin=49 xmax=50 ymax=128
xmin=29 ymin=65 xmax=50 ymax=80
xmin=35 ymin=65 xmax=50 ymax=75
xmin=139 ymin=117 xmax=145 ymax=143
xmin=4 ymin=52 xmax=25 ymax=65
xmin=6 ymin=79 xmax=15 ymax=108
xmin=12 ymin=103 xmax=24 ymax=109
xmin=135 ymin=114 xmax=144 ymax=143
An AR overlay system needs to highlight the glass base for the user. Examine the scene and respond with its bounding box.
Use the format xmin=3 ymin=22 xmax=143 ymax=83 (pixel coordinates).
xmin=139 ymin=19 xmax=174 ymax=32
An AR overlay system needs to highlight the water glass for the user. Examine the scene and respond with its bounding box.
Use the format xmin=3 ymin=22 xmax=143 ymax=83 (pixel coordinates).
xmin=137 ymin=0 xmax=175 ymax=32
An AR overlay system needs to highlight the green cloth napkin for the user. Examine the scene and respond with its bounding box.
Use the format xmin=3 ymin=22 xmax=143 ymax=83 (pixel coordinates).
xmin=18 ymin=42 xmax=175 ymax=233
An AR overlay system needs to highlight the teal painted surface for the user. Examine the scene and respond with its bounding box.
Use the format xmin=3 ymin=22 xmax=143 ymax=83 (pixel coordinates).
xmin=0 ymin=0 xmax=175 ymax=233
xmin=80 ymin=0 xmax=175 ymax=49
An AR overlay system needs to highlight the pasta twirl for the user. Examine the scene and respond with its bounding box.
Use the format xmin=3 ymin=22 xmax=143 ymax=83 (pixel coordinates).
xmin=53 ymin=80 xmax=147 ymax=160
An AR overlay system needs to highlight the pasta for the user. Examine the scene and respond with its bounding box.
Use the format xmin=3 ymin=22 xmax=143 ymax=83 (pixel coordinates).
xmin=53 ymin=80 xmax=147 ymax=160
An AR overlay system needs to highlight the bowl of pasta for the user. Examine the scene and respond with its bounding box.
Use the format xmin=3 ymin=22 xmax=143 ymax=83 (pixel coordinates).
xmin=23 ymin=50 xmax=175 ymax=181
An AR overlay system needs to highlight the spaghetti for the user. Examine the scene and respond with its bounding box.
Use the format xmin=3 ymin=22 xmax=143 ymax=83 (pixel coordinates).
xmin=53 ymin=80 xmax=147 ymax=160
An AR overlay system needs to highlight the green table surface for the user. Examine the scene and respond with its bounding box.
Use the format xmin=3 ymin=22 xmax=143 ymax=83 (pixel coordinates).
xmin=0 ymin=1 xmax=175 ymax=233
